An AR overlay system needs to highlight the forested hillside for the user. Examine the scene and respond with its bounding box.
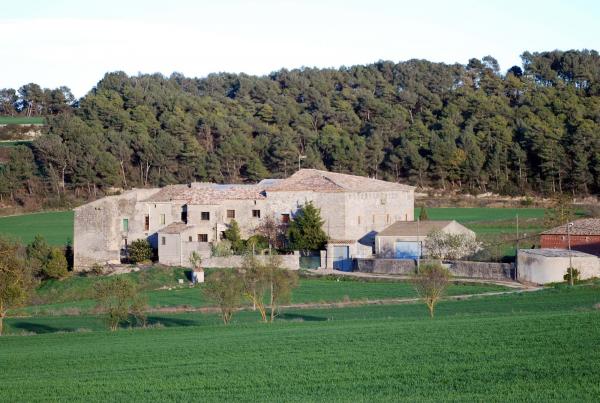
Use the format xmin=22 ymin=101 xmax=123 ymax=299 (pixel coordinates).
xmin=2 ymin=49 xmax=600 ymax=206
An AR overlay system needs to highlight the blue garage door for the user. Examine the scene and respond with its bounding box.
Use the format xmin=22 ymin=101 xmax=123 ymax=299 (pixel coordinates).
xmin=394 ymin=241 xmax=421 ymax=259
xmin=333 ymin=246 xmax=351 ymax=271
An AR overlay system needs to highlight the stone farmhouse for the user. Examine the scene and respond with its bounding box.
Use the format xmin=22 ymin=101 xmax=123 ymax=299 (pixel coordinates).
xmin=73 ymin=169 xmax=415 ymax=270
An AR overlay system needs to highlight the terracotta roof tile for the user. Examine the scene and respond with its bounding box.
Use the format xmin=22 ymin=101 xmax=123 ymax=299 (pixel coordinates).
xmin=377 ymin=220 xmax=456 ymax=237
xmin=267 ymin=169 xmax=414 ymax=193
xmin=541 ymin=218 xmax=600 ymax=236
xmin=144 ymin=183 xmax=267 ymax=205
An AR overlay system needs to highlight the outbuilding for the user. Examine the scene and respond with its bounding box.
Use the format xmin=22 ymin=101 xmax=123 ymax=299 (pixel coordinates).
xmin=540 ymin=218 xmax=600 ymax=256
xmin=517 ymin=248 xmax=600 ymax=284
xmin=375 ymin=220 xmax=475 ymax=259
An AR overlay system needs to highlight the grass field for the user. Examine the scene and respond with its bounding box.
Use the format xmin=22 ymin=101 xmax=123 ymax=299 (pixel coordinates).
xmin=0 ymin=140 xmax=32 ymax=147
xmin=2 ymin=283 xmax=599 ymax=401
xmin=0 ymin=116 xmax=45 ymax=125
xmin=0 ymin=207 xmax=547 ymax=249
xmin=23 ymin=268 xmax=508 ymax=315
xmin=0 ymin=210 xmax=74 ymax=246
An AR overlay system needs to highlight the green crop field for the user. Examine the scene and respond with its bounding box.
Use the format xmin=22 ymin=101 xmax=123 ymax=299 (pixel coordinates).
xmin=0 ymin=116 xmax=45 ymax=125
xmin=0 ymin=207 xmax=547 ymax=249
xmin=24 ymin=268 xmax=508 ymax=315
xmin=0 ymin=210 xmax=74 ymax=246
xmin=2 ymin=283 xmax=599 ymax=401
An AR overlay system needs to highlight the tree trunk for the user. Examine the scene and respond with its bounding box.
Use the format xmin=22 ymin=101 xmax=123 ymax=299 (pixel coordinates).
xmin=269 ymin=281 xmax=275 ymax=323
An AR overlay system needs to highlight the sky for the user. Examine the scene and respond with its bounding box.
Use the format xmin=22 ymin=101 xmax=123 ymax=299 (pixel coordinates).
xmin=1 ymin=0 xmax=599 ymax=97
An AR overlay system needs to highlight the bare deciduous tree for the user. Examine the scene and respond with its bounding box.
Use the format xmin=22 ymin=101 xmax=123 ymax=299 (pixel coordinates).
xmin=203 ymin=269 xmax=244 ymax=324
xmin=412 ymin=263 xmax=451 ymax=318
xmin=94 ymin=277 xmax=147 ymax=331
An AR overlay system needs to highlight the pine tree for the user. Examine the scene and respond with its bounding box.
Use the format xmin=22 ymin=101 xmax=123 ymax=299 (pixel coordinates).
xmin=286 ymin=202 xmax=328 ymax=251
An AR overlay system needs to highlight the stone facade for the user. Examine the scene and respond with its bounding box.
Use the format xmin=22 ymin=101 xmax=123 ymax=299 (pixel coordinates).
xmin=73 ymin=169 xmax=414 ymax=270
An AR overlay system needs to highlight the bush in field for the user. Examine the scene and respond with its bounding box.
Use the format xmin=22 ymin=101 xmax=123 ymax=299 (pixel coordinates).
xmin=128 ymin=239 xmax=153 ymax=263
xmin=203 ymin=269 xmax=244 ymax=324
xmin=94 ymin=277 xmax=147 ymax=331
xmin=44 ymin=247 xmax=69 ymax=279
xmin=240 ymin=254 xmax=270 ymax=322
xmin=0 ymin=237 xmax=34 ymax=336
xmin=412 ymin=263 xmax=451 ymax=318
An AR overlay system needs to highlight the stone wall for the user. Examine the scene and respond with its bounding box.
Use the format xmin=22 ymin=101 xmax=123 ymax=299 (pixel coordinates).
xmin=74 ymin=188 xmax=160 ymax=270
xmin=354 ymin=258 xmax=515 ymax=280
xmin=202 ymin=254 xmax=300 ymax=270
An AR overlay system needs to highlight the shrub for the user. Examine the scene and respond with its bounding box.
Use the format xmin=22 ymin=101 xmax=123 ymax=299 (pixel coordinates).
xmin=44 ymin=248 xmax=69 ymax=280
xmin=563 ymin=267 xmax=580 ymax=284
xmin=128 ymin=239 xmax=153 ymax=263
xmin=223 ymin=219 xmax=244 ymax=253
xmin=211 ymin=240 xmax=233 ymax=257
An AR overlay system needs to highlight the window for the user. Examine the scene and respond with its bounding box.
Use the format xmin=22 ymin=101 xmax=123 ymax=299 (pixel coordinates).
xmin=188 ymin=236 xmax=193 ymax=242
xmin=198 ymin=234 xmax=208 ymax=242
xmin=252 ymin=209 xmax=261 ymax=218
xmin=144 ymin=215 xmax=149 ymax=231
xmin=122 ymin=218 xmax=129 ymax=232
xmin=161 ymin=236 xmax=166 ymax=246
xmin=201 ymin=211 xmax=210 ymax=221
xmin=227 ymin=209 xmax=236 ymax=219
xmin=386 ymin=214 xmax=390 ymax=224
xmin=281 ymin=213 xmax=290 ymax=223
xmin=358 ymin=216 xmax=361 ymax=225
xmin=219 ymin=231 xmax=225 ymax=240
xmin=181 ymin=210 xmax=188 ymax=224
xmin=160 ymin=214 xmax=166 ymax=225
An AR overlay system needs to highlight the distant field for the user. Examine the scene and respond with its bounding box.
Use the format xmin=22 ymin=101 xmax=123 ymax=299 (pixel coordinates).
xmin=0 ymin=210 xmax=74 ymax=245
xmin=0 ymin=140 xmax=33 ymax=147
xmin=0 ymin=116 xmax=45 ymax=125
xmin=0 ymin=207 xmax=547 ymax=249
xmin=2 ymin=283 xmax=599 ymax=401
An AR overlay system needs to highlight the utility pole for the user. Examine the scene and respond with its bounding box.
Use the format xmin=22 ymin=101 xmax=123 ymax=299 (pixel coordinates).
xmin=516 ymin=214 xmax=519 ymax=252
xmin=567 ymin=222 xmax=574 ymax=287
xmin=416 ymin=217 xmax=421 ymax=274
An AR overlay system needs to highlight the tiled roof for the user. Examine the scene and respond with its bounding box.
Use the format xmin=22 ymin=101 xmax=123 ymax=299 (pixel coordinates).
xmin=144 ymin=183 xmax=267 ymax=205
xmin=541 ymin=218 xmax=600 ymax=236
xmin=377 ymin=220 xmax=456 ymax=237
xmin=267 ymin=169 xmax=414 ymax=193
xmin=157 ymin=222 xmax=190 ymax=234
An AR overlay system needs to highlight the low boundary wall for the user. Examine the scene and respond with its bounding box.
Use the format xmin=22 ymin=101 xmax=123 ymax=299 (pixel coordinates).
xmin=203 ymin=254 xmax=300 ymax=270
xmin=354 ymin=258 xmax=515 ymax=280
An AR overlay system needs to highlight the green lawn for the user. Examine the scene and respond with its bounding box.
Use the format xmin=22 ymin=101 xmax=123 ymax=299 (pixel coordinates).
xmin=2 ymin=284 xmax=599 ymax=401
xmin=0 ymin=116 xmax=45 ymax=125
xmin=0 ymin=210 xmax=74 ymax=246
